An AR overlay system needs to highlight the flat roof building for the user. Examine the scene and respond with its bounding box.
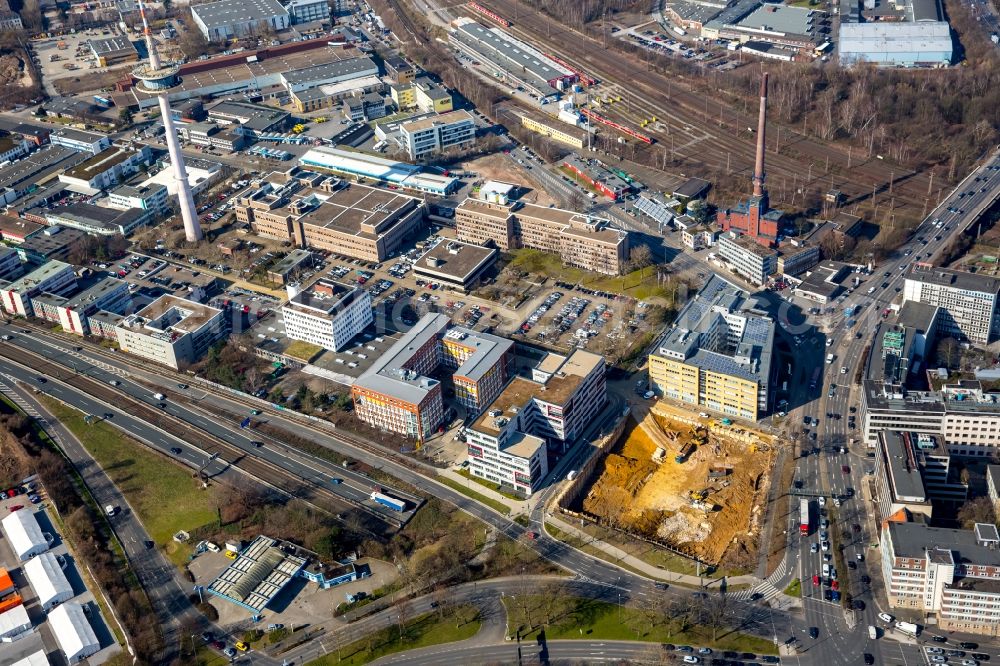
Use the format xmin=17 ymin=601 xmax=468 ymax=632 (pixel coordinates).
xmin=456 ymin=197 xmax=630 ymax=276
xmin=44 ymin=203 xmax=154 ymax=237
xmin=449 ymin=18 xmax=574 ymax=98
xmin=840 ymin=17 xmax=952 ymax=67
xmin=279 ymin=56 xmax=379 ymax=93
xmin=0 ymin=260 xmax=77 ymax=318
xmin=791 ymin=260 xmax=853 ymax=304
xmin=649 ymin=274 xmax=774 ymax=420
xmin=206 ymin=99 xmax=290 ymax=134
xmin=234 ymin=172 xmax=426 ymax=262
xmin=412 ymin=239 xmax=497 ymax=292
xmin=282 ymin=279 xmax=373 ymax=352
xmin=903 ymin=263 xmax=1000 ymax=345
xmin=207 ymin=535 xmax=308 ymax=613
xmin=299 ymin=146 xmax=460 ymax=195
xmin=397 ymin=110 xmax=476 ymax=160
xmin=0 ymin=215 xmax=43 ymax=245
xmin=718 ymin=232 xmax=778 ymax=285
xmin=88 ymin=36 xmax=139 ymax=67
xmin=191 ymin=0 xmax=290 ymax=41
xmin=50 ymin=128 xmax=110 ymax=155
xmin=116 ymin=295 xmax=226 ymax=370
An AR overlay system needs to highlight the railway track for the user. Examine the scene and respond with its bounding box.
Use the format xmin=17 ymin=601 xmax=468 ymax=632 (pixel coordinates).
xmin=0 ymin=343 xmax=398 ymax=534
xmin=461 ymin=0 xmax=935 ymax=217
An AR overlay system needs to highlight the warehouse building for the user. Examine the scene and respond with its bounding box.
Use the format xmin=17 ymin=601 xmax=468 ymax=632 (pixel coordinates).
xmin=192 ymin=0 xmax=290 ymax=41
xmin=279 ymin=56 xmax=379 ymax=93
xmin=286 ymin=0 xmax=329 ymax=23
xmin=50 ymin=128 xmax=110 ymax=155
xmin=235 ymin=172 xmax=426 ymax=262
xmin=562 ymin=154 xmax=630 ymax=201
xmin=455 ymin=196 xmax=630 ymax=276
xmin=23 ymin=551 xmax=73 ymax=611
xmin=206 ymin=99 xmax=290 ymax=135
xmin=513 ymin=108 xmax=587 ymax=149
xmin=282 ymin=279 xmax=373 ymax=352
xmin=838 ymin=0 xmax=952 ymax=66
xmin=11 ymin=652 xmax=49 ymax=666
xmin=44 ymin=203 xmax=154 ymax=237
xmin=1 ymin=510 xmax=49 ymax=561
xmin=0 ymin=604 xmax=31 ymax=641
xmin=116 ymin=295 xmax=226 ymax=370
xmin=207 ymin=535 xmax=308 ymax=613
xmin=711 ymin=3 xmax=823 ymax=54
xmin=398 ymin=110 xmax=476 ymax=160
xmin=88 ymin=36 xmax=139 ymax=67
xmin=49 ymin=603 xmax=100 ymax=662
xmin=0 ymin=147 xmax=87 ymax=207
xmin=648 ymin=275 xmax=774 ymax=420
xmin=298 ymin=146 xmax=460 ymax=195
xmin=449 ymin=18 xmax=574 ymax=98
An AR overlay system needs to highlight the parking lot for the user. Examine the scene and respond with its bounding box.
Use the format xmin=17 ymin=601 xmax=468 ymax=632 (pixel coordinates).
xmin=0 ymin=484 xmax=121 ymax=665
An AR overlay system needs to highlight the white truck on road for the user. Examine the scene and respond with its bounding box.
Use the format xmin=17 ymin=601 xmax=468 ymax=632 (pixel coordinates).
xmin=868 ymin=625 xmax=878 ymax=640
xmin=894 ymin=621 xmax=919 ymax=636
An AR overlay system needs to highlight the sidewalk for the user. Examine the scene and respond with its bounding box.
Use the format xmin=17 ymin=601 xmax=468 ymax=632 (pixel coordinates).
xmin=544 ymin=513 xmax=761 ymax=589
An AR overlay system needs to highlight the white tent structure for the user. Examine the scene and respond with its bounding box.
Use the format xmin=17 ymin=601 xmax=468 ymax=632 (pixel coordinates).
xmin=0 ymin=604 xmax=32 ymax=641
xmin=48 ymin=603 xmax=99 ymax=662
xmin=10 ymin=649 xmax=47 ymax=665
xmin=1 ymin=511 xmax=48 ymax=561
xmin=23 ymin=552 xmax=73 ymax=611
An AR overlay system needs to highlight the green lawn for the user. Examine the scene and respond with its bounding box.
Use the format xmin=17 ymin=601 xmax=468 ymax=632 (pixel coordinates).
xmin=283 ymin=339 xmax=323 ymax=362
xmin=503 ymin=595 xmax=776 ymax=654
xmin=41 ymin=397 xmax=220 ymax=566
xmin=508 ymin=248 xmax=669 ymax=300
xmin=436 ymin=474 xmax=511 ymax=515
xmin=307 ymin=605 xmax=481 ymax=666
xmin=784 ymin=578 xmax=801 ymax=597
xmin=455 ymin=468 xmax=525 ymax=501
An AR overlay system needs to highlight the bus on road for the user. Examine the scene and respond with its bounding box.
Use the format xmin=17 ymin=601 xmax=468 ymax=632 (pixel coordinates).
xmin=800 ymin=499 xmax=810 ymax=535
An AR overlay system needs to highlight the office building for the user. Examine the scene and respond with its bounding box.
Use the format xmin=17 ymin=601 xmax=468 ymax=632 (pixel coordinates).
xmin=873 ymin=430 xmax=967 ymax=525
xmin=341 ymin=92 xmax=386 ymax=122
xmin=58 ymin=145 xmax=152 ymax=192
xmin=412 ymin=239 xmax=498 ymax=292
xmin=282 ymin=279 xmax=372 ymax=352
xmin=384 ymin=55 xmax=415 ymax=84
xmin=0 ymin=216 xmax=43 ymax=245
xmin=107 ymin=183 xmax=169 ymax=215
xmin=391 ymin=77 xmax=453 ymax=114
xmin=206 ymin=99 xmax=290 ymax=135
xmin=514 ymin=107 xmax=587 ymax=149
xmin=903 ymin=263 xmax=1000 ymax=345
xmin=0 ymin=135 xmax=31 ymax=165
xmin=682 ymin=225 xmax=718 ymax=251
xmin=466 ymin=349 xmax=607 ymax=495
xmin=49 ymin=128 xmax=110 ymax=155
xmin=54 ymin=277 xmax=132 ymax=336
xmin=777 ymin=242 xmax=820 ymax=277
xmin=352 ymin=314 xmax=515 ymax=438
xmin=791 ymin=261 xmax=853 ymax=304
xmin=234 ymin=172 xmax=425 ymax=262
xmin=116 ymin=295 xmax=226 ymax=370
xmin=0 ymin=260 xmax=77 ymax=317
xmin=455 ymin=197 xmax=629 ymax=275
xmin=718 ymin=232 xmax=778 ymax=285
xmin=398 ymin=110 xmax=476 ymax=160
xmin=286 ymin=0 xmax=328 ymax=23
xmin=648 ymin=275 xmax=774 ymax=420
xmin=881 ymin=519 xmax=1000 ymax=635
xmin=191 ymin=0 xmax=290 ymax=41
xmin=0 ymin=246 xmax=21 ymax=281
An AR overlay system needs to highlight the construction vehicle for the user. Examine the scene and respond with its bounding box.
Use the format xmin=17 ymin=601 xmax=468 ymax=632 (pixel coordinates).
xmin=314 ymin=117 xmax=328 ymax=123
xmin=675 ymin=440 xmax=695 ymax=463
xmin=689 ymin=488 xmax=709 ymax=501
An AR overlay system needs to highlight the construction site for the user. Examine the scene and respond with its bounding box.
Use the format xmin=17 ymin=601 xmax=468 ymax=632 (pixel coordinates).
xmin=576 ymin=403 xmax=776 ymax=567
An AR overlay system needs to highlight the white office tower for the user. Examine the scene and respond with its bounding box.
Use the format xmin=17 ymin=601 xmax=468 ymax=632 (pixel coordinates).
xmin=132 ymin=0 xmax=202 ymax=242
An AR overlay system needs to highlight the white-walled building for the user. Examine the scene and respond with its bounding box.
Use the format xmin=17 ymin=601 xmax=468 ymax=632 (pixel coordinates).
xmin=398 ymin=110 xmax=476 ymax=160
xmin=718 ymin=231 xmax=778 ymax=286
xmin=1 ymin=510 xmax=49 ymax=561
xmin=107 ymin=183 xmax=169 ymax=215
xmin=50 ymin=128 xmax=110 ymax=155
xmin=0 ymin=604 xmax=32 ymax=641
xmin=23 ymin=552 xmax=73 ymax=611
xmin=48 ymin=603 xmax=100 ymax=662
xmin=191 ymin=0 xmax=289 ymax=41
xmin=116 ymin=295 xmax=226 ymax=370
xmin=58 ymin=146 xmax=152 ymax=192
xmin=903 ymin=263 xmax=1000 ymax=345
xmin=9 ymin=650 xmax=48 ymax=666
xmin=0 ymin=260 xmax=77 ymax=318
xmin=55 ymin=278 xmax=132 ymax=337
xmin=282 ymin=280 xmax=372 ymax=352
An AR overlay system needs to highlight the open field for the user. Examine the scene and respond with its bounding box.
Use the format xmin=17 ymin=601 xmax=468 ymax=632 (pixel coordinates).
xmin=307 ymin=605 xmax=481 ymax=665
xmin=41 ymin=397 xmax=220 ymax=565
xmin=503 ymin=593 xmax=777 ymax=654
xmin=576 ymin=410 xmax=774 ymax=568
xmin=461 ymin=153 xmax=560 ymax=207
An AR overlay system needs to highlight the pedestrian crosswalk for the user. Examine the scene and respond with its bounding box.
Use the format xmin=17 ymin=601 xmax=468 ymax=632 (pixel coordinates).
xmin=729 ymin=559 xmax=789 ymax=602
